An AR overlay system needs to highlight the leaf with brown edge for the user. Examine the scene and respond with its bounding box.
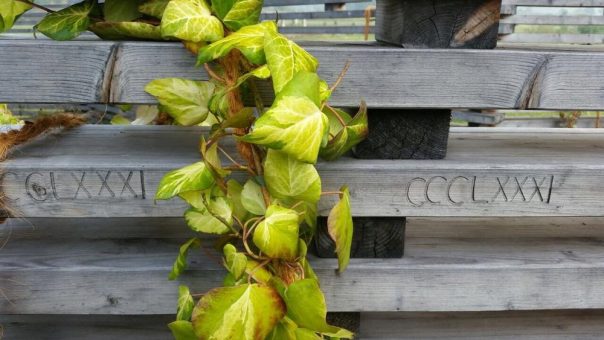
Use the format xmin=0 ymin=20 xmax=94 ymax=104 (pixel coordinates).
xmin=191 ymin=284 xmax=286 ymax=339
xmin=327 ymin=186 xmax=353 ymax=273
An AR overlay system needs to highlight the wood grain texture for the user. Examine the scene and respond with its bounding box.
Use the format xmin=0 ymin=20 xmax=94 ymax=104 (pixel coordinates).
xmin=359 ymin=310 xmax=604 ymax=339
xmin=4 ymin=41 xmax=604 ymax=109
xmin=375 ymin=0 xmax=501 ymax=48
xmin=4 ymin=126 xmax=604 ymax=218
xmin=5 ymin=234 xmax=604 ymax=313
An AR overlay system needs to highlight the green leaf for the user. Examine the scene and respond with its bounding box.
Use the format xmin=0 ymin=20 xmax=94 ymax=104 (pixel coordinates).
xmin=139 ymin=0 xmax=170 ymax=18
xmin=320 ymin=103 xmax=368 ymax=161
xmin=0 ymin=0 xmax=32 ymax=33
xmin=245 ymin=259 xmax=273 ymax=284
xmin=35 ymin=0 xmax=96 ymax=41
xmin=223 ymin=244 xmax=247 ymax=280
xmin=264 ymin=30 xmax=319 ymax=94
xmin=155 ymin=161 xmax=214 ymax=199
xmin=221 ymin=107 xmax=255 ymax=129
xmin=191 ymin=284 xmax=286 ymax=339
xmin=103 ymin=0 xmax=142 ymax=22
xmin=176 ymin=285 xmax=195 ymax=321
xmin=168 ymin=320 xmax=197 ymax=340
xmin=110 ymin=114 xmax=131 ymax=125
xmin=201 ymin=140 xmax=230 ymax=178
xmin=327 ymin=186 xmax=353 ymax=273
xmin=241 ymin=96 xmax=328 ymax=164
xmin=132 ymin=105 xmax=159 ymax=125
xmin=274 ymin=71 xmax=321 ymax=107
xmin=283 ymin=278 xmax=354 ymax=339
xmin=169 ymin=238 xmax=201 ymax=280
xmin=197 ymin=21 xmax=277 ymax=65
xmin=145 ymin=78 xmax=215 ymax=126
xmin=221 ymin=0 xmax=263 ymax=31
xmin=227 ymin=179 xmax=251 ymax=222
xmin=231 ymin=64 xmax=271 ymax=90
xmin=185 ymin=196 xmax=233 ymax=234
xmin=89 ymin=21 xmax=163 ymax=40
xmin=160 ymin=0 xmax=223 ymax=42
xmin=264 ymin=150 xmax=321 ymax=203
xmin=241 ymin=179 xmax=266 ymax=215
xmin=267 ymin=318 xmax=297 ymax=340
xmin=253 ymin=205 xmax=299 ymax=261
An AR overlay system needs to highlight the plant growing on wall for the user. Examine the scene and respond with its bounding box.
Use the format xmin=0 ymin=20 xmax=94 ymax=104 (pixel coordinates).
xmin=1 ymin=0 xmax=368 ymax=338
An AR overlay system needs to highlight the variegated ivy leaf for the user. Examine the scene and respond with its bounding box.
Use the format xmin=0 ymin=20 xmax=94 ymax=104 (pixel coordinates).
xmin=283 ymin=278 xmax=354 ymax=339
xmin=155 ymin=161 xmax=214 ymax=199
xmin=327 ymin=186 xmax=353 ymax=273
xmin=253 ymin=205 xmax=300 ymax=261
xmin=197 ymin=21 xmax=277 ymax=66
xmin=103 ymin=0 xmax=143 ymax=22
xmin=274 ymin=71 xmax=321 ymax=107
xmin=168 ymin=320 xmax=197 ymax=340
xmin=201 ymin=140 xmax=230 ymax=177
xmin=89 ymin=21 xmax=163 ymax=40
xmin=320 ymin=102 xmax=368 ymax=161
xmin=231 ymin=64 xmax=271 ymax=90
xmin=223 ymin=244 xmax=247 ymax=280
xmin=227 ymin=179 xmax=251 ymax=222
xmin=191 ymin=284 xmax=286 ymax=339
xmin=185 ymin=196 xmax=233 ymax=234
xmin=160 ymin=0 xmax=223 ymax=42
xmin=145 ymin=78 xmax=215 ymax=126
xmin=177 ymin=285 xmax=195 ymax=321
xmin=0 ymin=0 xmax=32 ymax=33
xmin=264 ymin=150 xmax=321 ymax=204
xmin=264 ymin=30 xmax=319 ymax=94
xmin=35 ymin=0 xmax=96 ymax=41
xmin=139 ymin=0 xmax=170 ymax=19
xmin=212 ymin=0 xmax=263 ymax=31
xmin=132 ymin=105 xmax=159 ymax=125
xmin=241 ymin=96 xmax=328 ymax=164
xmin=241 ymin=179 xmax=266 ymax=215
xmin=169 ymin=238 xmax=201 ymax=280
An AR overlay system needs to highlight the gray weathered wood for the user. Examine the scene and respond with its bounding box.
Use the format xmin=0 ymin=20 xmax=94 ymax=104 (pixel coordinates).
xmin=5 ymin=41 xmax=604 ymax=109
xmin=359 ymin=310 xmax=604 ymax=339
xmin=376 ymin=0 xmax=502 ymax=48
xmin=4 ymin=126 xmax=604 ymax=218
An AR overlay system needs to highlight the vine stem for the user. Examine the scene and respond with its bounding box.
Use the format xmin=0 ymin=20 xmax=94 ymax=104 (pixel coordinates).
xmin=325 ymin=104 xmax=348 ymax=128
xmin=329 ymin=60 xmax=351 ymax=93
xmin=15 ymin=0 xmax=55 ymax=13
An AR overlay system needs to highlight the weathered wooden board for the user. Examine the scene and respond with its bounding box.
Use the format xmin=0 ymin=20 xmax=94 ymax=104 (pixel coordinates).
xmin=3 ymin=126 xmax=604 ymax=218
xmin=359 ymin=310 xmax=604 ymax=339
xmin=4 ymin=41 xmax=604 ymax=109
xmin=4 ymin=231 xmax=604 ymax=314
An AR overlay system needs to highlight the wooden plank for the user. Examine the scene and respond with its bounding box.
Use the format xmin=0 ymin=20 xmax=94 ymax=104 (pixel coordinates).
xmin=4 ymin=125 xmax=604 ymax=218
xmin=1 ymin=315 xmax=172 ymax=340
xmin=500 ymin=33 xmax=604 ymax=44
xmin=5 ymin=41 xmax=604 ymax=109
xmin=501 ymin=15 xmax=604 ymax=25
xmin=264 ymin=0 xmax=370 ymax=6
xmin=502 ymin=0 xmax=604 ymax=6
xmin=359 ymin=310 xmax=604 ymax=339
xmin=261 ymin=10 xmax=367 ymax=20
xmin=4 ymin=232 xmax=604 ymax=313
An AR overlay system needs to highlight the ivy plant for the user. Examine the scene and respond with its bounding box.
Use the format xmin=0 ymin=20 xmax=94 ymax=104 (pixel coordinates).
xmin=2 ymin=0 xmax=369 ymax=339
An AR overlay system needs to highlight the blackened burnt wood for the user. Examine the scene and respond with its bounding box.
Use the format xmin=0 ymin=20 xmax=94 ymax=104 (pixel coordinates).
xmin=376 ymin=0 xmax=502 ymax=48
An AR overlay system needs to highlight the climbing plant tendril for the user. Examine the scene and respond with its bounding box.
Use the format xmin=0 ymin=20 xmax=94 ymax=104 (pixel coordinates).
xmin=2 ymin=0 xmax=368 ymax=338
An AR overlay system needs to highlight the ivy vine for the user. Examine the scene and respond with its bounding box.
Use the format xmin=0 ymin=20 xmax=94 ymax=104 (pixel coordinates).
xmin=1 ymin=0 xmax=369 ymax=338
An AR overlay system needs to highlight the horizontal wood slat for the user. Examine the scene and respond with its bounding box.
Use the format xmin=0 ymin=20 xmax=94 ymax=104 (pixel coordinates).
xmin=3 ymin=41 xmax=604 ymax=109
xmin=3 ymin=126 xmax=604 ymax=218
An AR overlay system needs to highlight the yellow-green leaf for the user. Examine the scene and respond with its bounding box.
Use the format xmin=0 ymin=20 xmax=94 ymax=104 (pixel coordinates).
xmin=227 ymin=179 xmax=251 ymax=223
xmin=103 ymin=0 xmax=142 ymax=22
xmin=185 ymin=196 xmax=233 ymax=234
xmin=155 ymin=162 xmax=214 ymax=199
xmin=35 ymin=0 xmax=96 ymax=41
xmin=263 ymin=150 xmax=321 ymax=204
xmin=0 ymin=0 xmax=32 ymax=33
xmin=132 ymin=105 xmax=159 ymax=125
xmin=191 ymin=284 xmax=286 ymax=339
xmin=160 ymin=0 xmax=223 ymax=42
xmin=223 ymin=244 xmax=247 ymax=280
xmin=145 ymin=78 xmax=215 ymax=126
xmin=241 ymin=179 xmax=266 ymax=215
xmin=110 ymin=114 xmax=131 ymax=125
xmin=169 ymin=238 xmax=201 ymax=280
xmin=253 ymin=205 xmax=299 ymax=261
xmin=264 ymin=30 xmax=318 ymax=94
xmin=283 ymin=278 xmax=354 ymax=339
xmin=176 ymin=285 xmax=195 ymax=321
xmin=139 ymin=0 xmax=170 ymax=18
xmin=89 ymin=21 xmax=163 ymax=40
xmin=168 ymin=320 xmax=197 ymax=340
xmin=197 ymin=21 xmax=277 ymax=65
xmin=221 ymin=0 xmax=263 ymax=31
xmin=327 ymin=186 xmax=353 ymax=273
xmin=320 ymin=102 xmax=368 ymax=161
xmin=241 ymin=96 xmax=328 ymax=164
